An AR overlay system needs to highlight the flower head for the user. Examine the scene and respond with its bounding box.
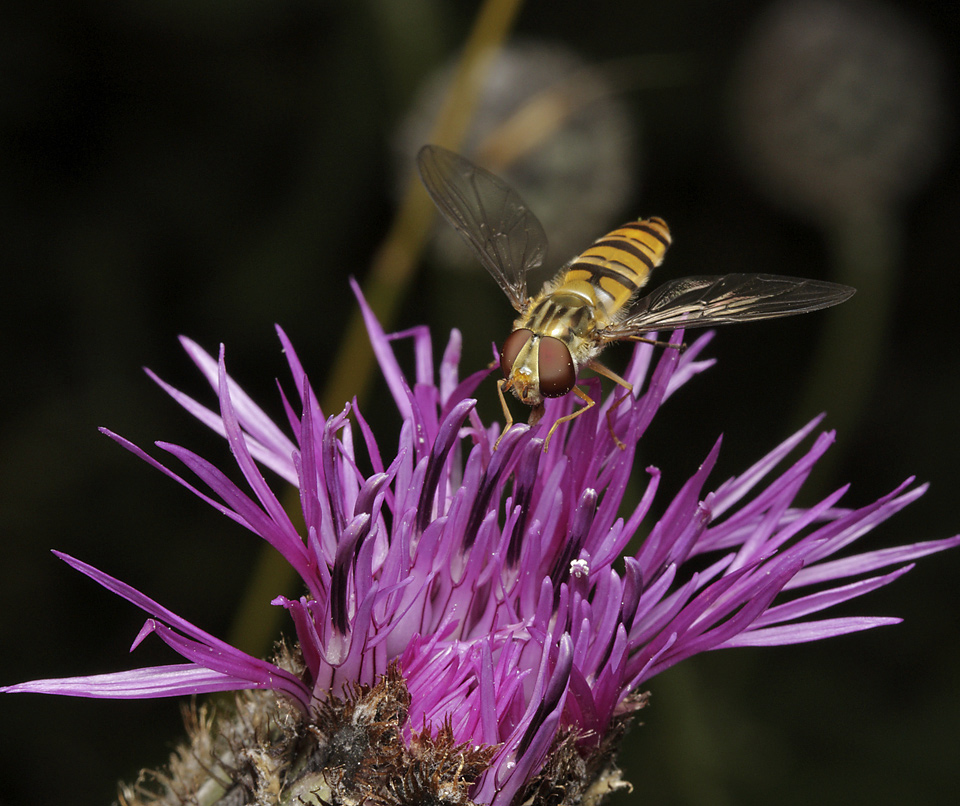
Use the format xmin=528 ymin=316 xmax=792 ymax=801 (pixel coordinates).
xmin=5 ymin=280 xmax=958 ymax=804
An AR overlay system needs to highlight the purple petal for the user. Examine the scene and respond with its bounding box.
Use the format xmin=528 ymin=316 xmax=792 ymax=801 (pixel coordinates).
xmin=2 ymin=664 xmax=267 ymax=699
xmin=721 ymin=617 xmax=903 ymax=647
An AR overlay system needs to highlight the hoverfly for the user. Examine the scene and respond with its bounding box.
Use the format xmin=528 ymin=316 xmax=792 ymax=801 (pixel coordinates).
xmin=417 ymin=144 xmax=855 ymax=450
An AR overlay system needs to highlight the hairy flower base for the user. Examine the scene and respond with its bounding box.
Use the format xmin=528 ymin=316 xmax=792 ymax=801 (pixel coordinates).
xmin=117 ymin=644 xmax=307 ymax=806
xmin=5 ymin=280 xmax=960 ymax=806
xmin=307 ymin=665 xmax=497 ymax=806
xmin=118 ymin=658 xmax=627 ymax=806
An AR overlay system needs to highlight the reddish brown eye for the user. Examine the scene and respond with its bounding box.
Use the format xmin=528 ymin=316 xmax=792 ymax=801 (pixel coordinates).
xmin=500 ymin=329 xmax=533 ymax=377
xmin=538 ymin=337 xmax=575 ymax=397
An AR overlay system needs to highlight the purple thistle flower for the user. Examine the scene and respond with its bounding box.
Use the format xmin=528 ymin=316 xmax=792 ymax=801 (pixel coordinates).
xmin=5 ymin=279 xmax=958 ymax=805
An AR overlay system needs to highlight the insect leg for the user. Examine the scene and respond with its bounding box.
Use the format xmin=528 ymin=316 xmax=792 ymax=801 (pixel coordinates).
xmin=623 ymin=334 xmax=686 ymax=350
xmin=585 ymin=359 xmax=635 ymax=450
xmin=494 ymin=378 xmax=516 ymax=450
xmin=542 ymin=387 xmax=594 ymax=453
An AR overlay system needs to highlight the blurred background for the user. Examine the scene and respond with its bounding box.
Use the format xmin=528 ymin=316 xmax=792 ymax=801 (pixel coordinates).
xmin=1 ymin=1 xmax=958 ymax=803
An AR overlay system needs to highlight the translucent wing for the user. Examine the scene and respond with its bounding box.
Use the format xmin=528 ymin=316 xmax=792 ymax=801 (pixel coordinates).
xmin=417 ymin=144 xmax=548 ymax=311
xmin=600 ymin=274 xmax=855 ymax=339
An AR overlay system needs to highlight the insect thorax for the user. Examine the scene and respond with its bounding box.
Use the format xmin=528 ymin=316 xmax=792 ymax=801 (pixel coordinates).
xmin=521 ymin=291 xmax=599 ymax=344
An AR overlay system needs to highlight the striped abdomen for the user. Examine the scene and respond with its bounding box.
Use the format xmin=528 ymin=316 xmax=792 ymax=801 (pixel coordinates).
xmin=555 ymin=217 xmax=672 ymax=320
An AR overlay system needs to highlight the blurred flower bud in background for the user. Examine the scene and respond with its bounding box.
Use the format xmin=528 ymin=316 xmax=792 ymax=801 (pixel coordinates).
xmin=395 ymin=41 xmax=640 ymax=271
xmin=732 ymin=0 xmax=945 ymax=221
xmin=729 ymin=0 xmax=948 ymax=451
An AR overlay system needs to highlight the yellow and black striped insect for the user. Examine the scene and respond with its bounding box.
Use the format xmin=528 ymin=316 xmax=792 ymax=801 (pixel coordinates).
xmin=417 ymin=144 xmax=855 ymax=449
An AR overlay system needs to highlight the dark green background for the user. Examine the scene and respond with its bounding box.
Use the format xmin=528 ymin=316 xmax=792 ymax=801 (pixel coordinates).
xmin=2 ymin=1 xmax=958 ymax=804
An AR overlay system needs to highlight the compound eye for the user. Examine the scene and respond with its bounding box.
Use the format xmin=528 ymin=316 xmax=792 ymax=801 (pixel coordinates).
xmin=500 ymin=329 xmax=533 ymax=377
xmin=538 ymin=337 xmax=575 ymax=397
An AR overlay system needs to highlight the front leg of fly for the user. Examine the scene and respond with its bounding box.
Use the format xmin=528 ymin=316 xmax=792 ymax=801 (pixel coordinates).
xmin=494 ymin=378 xmax=546 ymax=450
xmin=495 ymin=379 xmax=517 ymax=450
xmin=541 ymin=386 xmax=594 ymax=451
xmin=585 ymin=358 xmax=635 ymax=450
